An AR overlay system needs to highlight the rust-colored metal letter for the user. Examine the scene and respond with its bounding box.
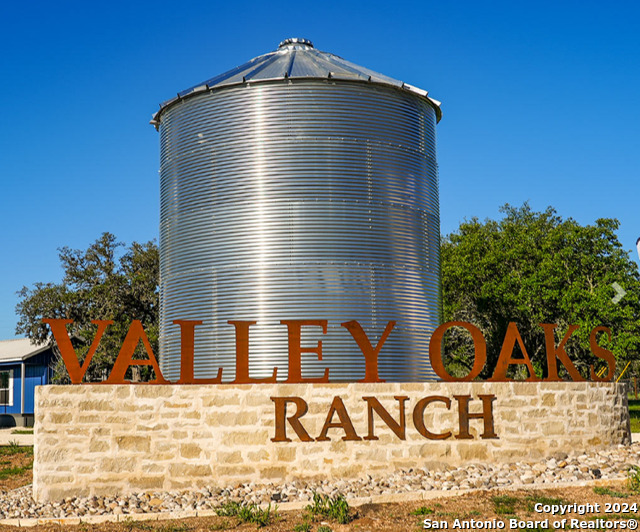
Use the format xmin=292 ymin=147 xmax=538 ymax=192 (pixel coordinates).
xmin=454 ymin=395 xmax=497 ymax=440
xmin=490 ymin=322 xmax=540 ymax=381
xmin=174 ymin=320 xmax=222 ymax=384
xmin=43 ymin=318 xmax=113 ymax=384
xmin=270 ymin=396 xmax=313 ymax=442
xmin=341 ymin=320 xmax=395 ymax=383
xmin=412 ymin=396 xmax=452 ymax=440
xmin=429 ymin=321 xmax=487 ymax=381
xmin=105 ymin=320 xmax=169 ymax=384
xmin=228 ymin=320 xmax=277 ymax=384
xmin=316 ymin=396 xmax=362 ymax=441
xmin=281 ymin=320 xmax=329 ymax=383
xmin=589 ymin=326 xmax=615 ymax=382
xmin=540 ymin=324 xmax=584 ymax=381
xmin=362 ymin=396 xmax=408 ymax=440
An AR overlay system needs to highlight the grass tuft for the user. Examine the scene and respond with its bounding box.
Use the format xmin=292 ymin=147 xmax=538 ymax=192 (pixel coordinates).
xmin=410 ymin=506 xmax=435 ymax=515
xmin=306 ymin=492 xmax=352 ymax=524
xmin=492 ymin=495 xmax=519 ymax=515
xmin=627 ymin=466 xmax=640 ymax=493
xmin=593 ymin=486 xmax=630 ymax=498
xmin=0 ymin=463 xmax=33 ymax=480
xmin=214 ymin=501 xmax=242 ymax=517
xmin=0 ymin=444 xmax=32 ymax=457
xmin=214 ymin=501 xmax=278 ymax=527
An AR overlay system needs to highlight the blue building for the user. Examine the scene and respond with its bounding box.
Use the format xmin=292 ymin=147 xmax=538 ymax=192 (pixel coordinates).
xmin=0 ymin=338 xmax=54 ymax=427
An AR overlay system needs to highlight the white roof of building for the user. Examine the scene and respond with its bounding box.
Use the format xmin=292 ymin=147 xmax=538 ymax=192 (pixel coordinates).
xmin=0 ymin=338 xmax=50 ymax=363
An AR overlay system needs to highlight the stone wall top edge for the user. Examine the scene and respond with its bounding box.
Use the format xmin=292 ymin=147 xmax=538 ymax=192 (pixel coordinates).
xmin=37 ymin=381 xmax=622 ymax=393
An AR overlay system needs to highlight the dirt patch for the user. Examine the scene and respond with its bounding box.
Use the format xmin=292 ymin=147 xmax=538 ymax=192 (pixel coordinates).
xmin=0 ymin=446 xmax=32 ymax=493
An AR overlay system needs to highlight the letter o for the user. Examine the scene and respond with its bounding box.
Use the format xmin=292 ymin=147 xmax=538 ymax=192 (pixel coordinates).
xmin=428 ymin=321 xmax=487 ymax=381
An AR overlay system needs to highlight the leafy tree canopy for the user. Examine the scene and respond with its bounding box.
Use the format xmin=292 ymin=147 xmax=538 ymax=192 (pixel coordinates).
xmin=16 ymin=233 xmax=159 ymax=382
xmin=441 ymin=203 xmax=640 ymax=379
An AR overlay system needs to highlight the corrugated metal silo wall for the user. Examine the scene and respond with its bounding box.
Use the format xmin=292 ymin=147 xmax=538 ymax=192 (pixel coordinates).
xmin=159 ymin=80 xmax=440 ymax=382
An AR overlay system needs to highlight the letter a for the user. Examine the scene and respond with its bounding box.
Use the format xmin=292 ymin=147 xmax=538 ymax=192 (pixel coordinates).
xmin=105 ymin=320 xmax=169 ymax=384
xmin=490 ymin=322 xmax=539 ymax=381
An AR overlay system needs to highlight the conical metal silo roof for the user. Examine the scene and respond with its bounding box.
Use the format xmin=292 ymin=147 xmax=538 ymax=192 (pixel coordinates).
xmin=151 ymin=38 xmax=441 ymax=126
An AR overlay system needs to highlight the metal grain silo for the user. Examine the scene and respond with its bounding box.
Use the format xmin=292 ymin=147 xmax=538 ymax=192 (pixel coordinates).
xmin=152 ymin=38 xmax=442 ymax=382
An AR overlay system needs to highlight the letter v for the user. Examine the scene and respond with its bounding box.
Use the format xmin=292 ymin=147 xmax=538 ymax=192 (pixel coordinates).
xmin=43 ymin=319 xmax=113 ymax=384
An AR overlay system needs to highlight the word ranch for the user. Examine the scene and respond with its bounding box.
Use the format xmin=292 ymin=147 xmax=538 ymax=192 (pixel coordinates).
xmin=271 ymin=394 xmax=497 ymax=442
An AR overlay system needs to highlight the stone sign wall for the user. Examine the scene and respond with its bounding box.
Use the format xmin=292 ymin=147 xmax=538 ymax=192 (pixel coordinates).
xmin=33 ymin=382 xmax=630 ymax=502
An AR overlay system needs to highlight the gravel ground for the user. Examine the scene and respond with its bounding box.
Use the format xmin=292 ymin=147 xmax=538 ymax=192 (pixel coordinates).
xmin=1 ymin=443 xmax=639 ymax=520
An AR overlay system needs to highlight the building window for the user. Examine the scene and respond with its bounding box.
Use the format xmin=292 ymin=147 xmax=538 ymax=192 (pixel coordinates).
xmin=0 ymin=370 xmax=13 ymax=406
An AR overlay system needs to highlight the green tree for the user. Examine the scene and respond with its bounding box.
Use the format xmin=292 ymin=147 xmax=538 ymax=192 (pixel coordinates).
xmin=15 ymin=233 xmax=159 ymax=383
xmin=441 ymin=203 xmax=640 ymax=379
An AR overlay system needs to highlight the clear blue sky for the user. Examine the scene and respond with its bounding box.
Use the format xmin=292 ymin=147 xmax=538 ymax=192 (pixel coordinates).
xmin=1 ymin=0 xmax=638 ymax=339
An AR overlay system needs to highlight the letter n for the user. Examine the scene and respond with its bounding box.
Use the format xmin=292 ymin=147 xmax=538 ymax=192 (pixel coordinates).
xmin=362 ymin=396 xmax=408 ymax=440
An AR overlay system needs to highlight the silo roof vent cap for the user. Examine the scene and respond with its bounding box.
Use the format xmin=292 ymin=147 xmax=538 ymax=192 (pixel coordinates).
xmin=278 ymin=37 xmax=314 ymax=49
